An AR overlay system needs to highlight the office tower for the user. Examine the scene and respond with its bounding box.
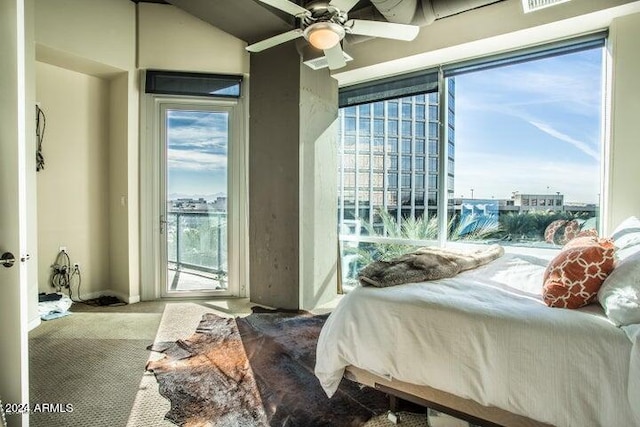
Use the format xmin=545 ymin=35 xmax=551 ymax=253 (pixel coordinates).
xmin=338 ymin=80 xmax=455 ymax=235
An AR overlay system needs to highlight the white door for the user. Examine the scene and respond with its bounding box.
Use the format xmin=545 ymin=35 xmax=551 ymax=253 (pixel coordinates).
xmin=159 ymin=101 xmax=243 ymax=298
xmin=0 ymin=0 xmax=30 ymax=426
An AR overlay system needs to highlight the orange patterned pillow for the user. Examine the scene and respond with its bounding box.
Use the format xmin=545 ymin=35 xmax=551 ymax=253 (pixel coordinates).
xmin=544 ymin=219 xmax=582 ymax=244
xmin=543 ymin=238 xmax=615 ymax=308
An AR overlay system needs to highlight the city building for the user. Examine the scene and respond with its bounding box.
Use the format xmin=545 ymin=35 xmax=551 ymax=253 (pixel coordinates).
xmin=512 ymin=192 xmax=564 ymax=210
xmin=338 ymin=79 xmax=455 ymax=234
xmin=171 ymin=197 xmax=209 ymax=211
xmin=169 ymin=196 xmax=227 ymax=212
xmin=452 ymin=193 xmax=597 ymax=216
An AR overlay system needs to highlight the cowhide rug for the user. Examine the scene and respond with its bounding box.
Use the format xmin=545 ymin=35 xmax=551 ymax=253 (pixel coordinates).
xmin=146 ymin=308 xmax=388 ymax=426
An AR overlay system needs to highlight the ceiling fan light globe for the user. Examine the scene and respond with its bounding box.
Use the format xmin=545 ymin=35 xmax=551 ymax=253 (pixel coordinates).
xmin=309 ymin=28 xmax=340 ymax=49
xmin=304 ymin=22 xmax=345 ymax=50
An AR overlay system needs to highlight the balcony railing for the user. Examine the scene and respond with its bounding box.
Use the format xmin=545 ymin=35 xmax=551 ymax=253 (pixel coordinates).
xmin=167 ymin=210 xmax=227 ymax=284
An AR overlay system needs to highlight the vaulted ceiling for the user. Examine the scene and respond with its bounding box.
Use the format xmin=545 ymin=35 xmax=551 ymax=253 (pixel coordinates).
xmin=132 ymin=0 xmax=504 ymax=46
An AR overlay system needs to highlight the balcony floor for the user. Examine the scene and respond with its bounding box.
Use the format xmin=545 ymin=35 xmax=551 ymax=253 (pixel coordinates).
xmin=167 ymin=264 xmax=227 ymax=292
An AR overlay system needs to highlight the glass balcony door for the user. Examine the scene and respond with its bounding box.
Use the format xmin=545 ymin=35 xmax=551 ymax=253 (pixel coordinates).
xmin=160 ymin=104 xmax=234 ymax=296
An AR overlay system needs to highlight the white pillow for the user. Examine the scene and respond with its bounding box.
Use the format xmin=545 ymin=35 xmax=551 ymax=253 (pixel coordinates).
xmin=611 ymin=216 xmax=640 ymax=261
xmin=598 ymin=250 xmax=640 ymax=326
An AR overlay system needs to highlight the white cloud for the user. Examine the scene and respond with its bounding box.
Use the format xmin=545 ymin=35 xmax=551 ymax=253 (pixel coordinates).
xmin=168 ymin=127 xmax=228 ymax=149
xmin=526 ymin=119 xmax=599 ymax=160
xmin=168 ymin=149 xmax=227 ymax=171
xmin=459 ymin=56 xmax=602 ymax=114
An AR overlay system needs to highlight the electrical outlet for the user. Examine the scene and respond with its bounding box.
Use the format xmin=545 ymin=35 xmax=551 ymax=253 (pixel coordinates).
xmin=59 ymin=246 xmax=67 ymax=252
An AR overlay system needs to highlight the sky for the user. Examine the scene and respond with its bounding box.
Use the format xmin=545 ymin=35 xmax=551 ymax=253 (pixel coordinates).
xmin=167 ymin=109 xmax=228 ymax=200
xmin=452 ymin=46 xmax=604 ymax=204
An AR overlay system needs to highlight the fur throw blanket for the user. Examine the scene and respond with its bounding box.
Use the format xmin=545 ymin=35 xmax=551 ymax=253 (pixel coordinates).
xmin=358 ymin=244 xmax=505 ymax=287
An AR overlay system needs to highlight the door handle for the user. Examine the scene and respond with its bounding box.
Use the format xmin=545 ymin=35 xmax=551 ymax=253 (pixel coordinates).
xmin=160 ymin=215 xmax=168 ymax=234
xmin=1 ymin=252 xmax=15 ymax=268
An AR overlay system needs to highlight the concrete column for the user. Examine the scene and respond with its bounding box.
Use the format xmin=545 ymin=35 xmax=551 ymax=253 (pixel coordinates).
xmin=249 ymin=43 xmax=338 ymax=310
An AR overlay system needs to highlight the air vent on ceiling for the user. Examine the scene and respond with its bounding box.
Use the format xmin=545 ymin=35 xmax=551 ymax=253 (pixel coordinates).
xmin=522 ymin=0 xmax=571 ymax=13
xmin=303 ymin=51 xmax=353 ymax=70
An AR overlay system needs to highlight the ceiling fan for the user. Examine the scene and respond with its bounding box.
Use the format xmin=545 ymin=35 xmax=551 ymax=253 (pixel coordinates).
xmin=246 ymin=0 xmax=420 ymax=70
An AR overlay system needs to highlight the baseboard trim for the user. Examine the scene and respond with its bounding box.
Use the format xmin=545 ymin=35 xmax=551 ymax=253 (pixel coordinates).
xmin=28 ymin=316 xmax=41 ymax=331
xmin=125 ymin=294 xmax=140 ymax=304
xmin=76 ymin=290 xmax=105 ymax=301
xmin=75 ymin=290 xmax=140 ymax=305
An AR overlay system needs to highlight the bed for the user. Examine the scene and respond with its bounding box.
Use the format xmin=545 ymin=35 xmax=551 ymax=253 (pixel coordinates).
xmin=315 ymin=245 xmax=640 ymax=427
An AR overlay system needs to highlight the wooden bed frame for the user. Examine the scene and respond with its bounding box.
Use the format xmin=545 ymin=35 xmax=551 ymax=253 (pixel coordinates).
xmin=345 ymin=366 xmax=553 ymax=427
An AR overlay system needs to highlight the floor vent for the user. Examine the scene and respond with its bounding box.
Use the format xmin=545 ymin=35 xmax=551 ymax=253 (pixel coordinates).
xmin=522 ymin=0 xmax=571 ymax=13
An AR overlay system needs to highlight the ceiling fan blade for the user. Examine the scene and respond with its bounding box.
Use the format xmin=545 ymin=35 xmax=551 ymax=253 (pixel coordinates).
xmin=329 ymin=0 xmax=360 ymax=12
xmin=255 ymin=0 xmax=310 ymax=17
xmin=246 ymin=29 xmax=304 ymax=52
xmin=323 ymin=44 xmax=347 ymax=70
xmin=347 ymin=19 xmax=420 ymax=41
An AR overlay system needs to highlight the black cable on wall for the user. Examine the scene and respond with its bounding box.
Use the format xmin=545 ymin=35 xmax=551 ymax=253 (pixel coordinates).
xmin=50 ymin=249 xmax=83 ymax=302
xmin=36 ymin=104 xmax=46 ymax=171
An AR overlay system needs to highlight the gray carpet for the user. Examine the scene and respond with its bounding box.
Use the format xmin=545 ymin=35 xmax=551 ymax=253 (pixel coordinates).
xmin=29 ymin=302 xmax=163 ymax=427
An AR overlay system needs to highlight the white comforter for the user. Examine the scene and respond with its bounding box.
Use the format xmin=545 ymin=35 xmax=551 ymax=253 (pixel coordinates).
xmin=315 ymin=251 xmax=639 ymax=427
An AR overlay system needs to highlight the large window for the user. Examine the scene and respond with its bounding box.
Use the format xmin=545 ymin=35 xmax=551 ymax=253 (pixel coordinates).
xmin=445 ymin=38 xmax=604 ymax=245
xmin=337 ymin=70 xmax=444 ymax=291
xmin=337 ymin=36 xmax=605 ymax=291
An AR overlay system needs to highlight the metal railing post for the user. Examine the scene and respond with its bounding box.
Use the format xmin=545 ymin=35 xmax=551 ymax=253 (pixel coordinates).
xmin=217 ymin=214 xmax=222 ymax=272
xmin=176 ymin=212 xmax=181 ymax=270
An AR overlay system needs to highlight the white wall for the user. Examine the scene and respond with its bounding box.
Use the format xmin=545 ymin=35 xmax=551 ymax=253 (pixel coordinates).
xmin=36 ymin=62 xmax=111 ymax=298
xmin=603 ymin=11 xmax=640 ymax=233
xmin=137 ymin=3 xmax=249 ymax=73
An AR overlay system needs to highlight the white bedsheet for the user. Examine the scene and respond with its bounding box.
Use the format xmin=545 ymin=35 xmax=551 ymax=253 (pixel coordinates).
xmin=315 ymin=252 xmax=639 ymax=427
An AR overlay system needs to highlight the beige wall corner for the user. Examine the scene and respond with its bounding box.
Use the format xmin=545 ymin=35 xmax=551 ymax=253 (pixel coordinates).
xmin=137 ymin=2 xmax=249 ymax=74
xmin=34 ymin=0 xmax=135 ymax=71
xmin=108 ymin=73 xmax=133 ymax=301
xmin=127 ymin=71 xmax=140 ymax=303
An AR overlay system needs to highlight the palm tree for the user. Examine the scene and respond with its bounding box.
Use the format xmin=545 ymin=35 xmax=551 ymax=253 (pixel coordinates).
xmin=352 ymin=209 xmax=500 ymax=264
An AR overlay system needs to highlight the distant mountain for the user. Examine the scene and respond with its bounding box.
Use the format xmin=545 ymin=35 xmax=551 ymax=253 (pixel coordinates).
xmin=169 ymin=192 xmax=226 ymax=202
